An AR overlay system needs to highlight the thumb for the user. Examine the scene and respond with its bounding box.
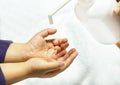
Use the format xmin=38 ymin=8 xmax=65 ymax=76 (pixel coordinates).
xmin=28 ymin=34 xmax=46 ymax=49
xmin=39 ymin=28 xmax=57 ymax=38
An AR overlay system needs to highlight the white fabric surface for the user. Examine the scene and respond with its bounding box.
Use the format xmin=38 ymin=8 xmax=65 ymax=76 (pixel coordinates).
xmin=0 ymin=0 xmax=120 ymax=85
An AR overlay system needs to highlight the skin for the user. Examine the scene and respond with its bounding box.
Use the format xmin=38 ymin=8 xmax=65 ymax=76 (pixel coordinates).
xmin=113 ymin=0 xmax=120 ymax=15
xmin=114 ymin=0 xmax=120 ymax=48
xmin=116 ymin=0 xmax=120 ymax=2
xmin=116 ymin=41 xmax=120 ymax=48
xmin=4 ymin=28 xmax=69 ymax=62
xmin=0 ymin=28 xmax=78 ymax=85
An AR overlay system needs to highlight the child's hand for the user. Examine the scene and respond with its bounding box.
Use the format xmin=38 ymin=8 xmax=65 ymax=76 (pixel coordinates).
xmin=1 ymin=28 xmax=78 ymax=85
xmin=27 ymin=28 xmax=69 ymax=60
xmin=5 ymin=28 xmax=69 ymax=62
xmin=0 ymin=48 xmax=78 ymax=85
xmin=25 ymin=48 xmax=78 ymax=78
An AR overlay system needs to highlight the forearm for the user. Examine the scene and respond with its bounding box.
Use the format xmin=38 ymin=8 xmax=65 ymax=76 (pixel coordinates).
xmin=0 ymin=62 xmax=30 ymax=85
xmin=5 ymin=43 xmax=29 ymax=63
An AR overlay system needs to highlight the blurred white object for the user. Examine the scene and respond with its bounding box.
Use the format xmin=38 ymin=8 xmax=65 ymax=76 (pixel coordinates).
xmin=75 ymin=0 xmax=120 ymax=44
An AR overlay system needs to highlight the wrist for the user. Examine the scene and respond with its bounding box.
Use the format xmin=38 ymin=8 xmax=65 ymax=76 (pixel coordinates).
xmin=0 ymin=62 xmax=30 ymax=84
xmin=24 ymin=59 xmax=37 ymax=78
xmin=5 ymin=43 xmax=29 ymax=62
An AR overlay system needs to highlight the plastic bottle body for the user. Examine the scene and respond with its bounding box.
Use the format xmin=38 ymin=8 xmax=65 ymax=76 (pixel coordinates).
xmin=75 ymin=0 xmax=120 ymax=44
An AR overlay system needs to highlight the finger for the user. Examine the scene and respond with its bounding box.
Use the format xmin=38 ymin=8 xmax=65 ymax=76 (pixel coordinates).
xmin=54 ymin=42 xmax=69 ymax=53
xmin=53 ymin=50 xmax=67 ymax=59
xmin=39 ymin=28 xmax=57 ymax=38
xmin=58 ymin=48 xmax=75 ymax=61
xmin=44 ymin=69 xmax=61 ymax=78
xmin=63 ymin=49 xmax=78 ymax=69
xmin=53 ymin=38 xmax=68 ymax=46
xmin=46 ymin=39 xmax=68 ymax=50
xmin=45 ymin=49 xmax=78 ymax=77
xmin=45 ymin=49 xmax=78 ymax=76
xmin=60 ymin=42 xmax=69 ymax=50
xmin=58 ymin=48 xmax=78 ymax=61
xmin=54 ymin=46 xmax=62 ymax=53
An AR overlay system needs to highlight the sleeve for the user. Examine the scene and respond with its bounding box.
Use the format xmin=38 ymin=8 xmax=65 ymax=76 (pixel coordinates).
xmin=0 ymin=40 xmax=13 ymax=85
xmin=0 ymin=40 xmax=13 ymax=63
xmin=0 ymin=67 xmax=6 ymax=85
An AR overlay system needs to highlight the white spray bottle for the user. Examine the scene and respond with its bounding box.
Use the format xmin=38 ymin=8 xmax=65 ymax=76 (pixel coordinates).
xmin=75 ymin=0 xmax=120 ymax=47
